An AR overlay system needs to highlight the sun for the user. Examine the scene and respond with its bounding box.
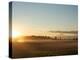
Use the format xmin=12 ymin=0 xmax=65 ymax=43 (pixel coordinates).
xmin=12 ymin=30 xmax=25 ymax=43
xmin=12 ymin=31 xmax=22 ymax=38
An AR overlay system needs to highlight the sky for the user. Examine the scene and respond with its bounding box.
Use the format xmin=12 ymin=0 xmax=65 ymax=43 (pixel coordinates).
xmin=12 ymin=2 xmax=78 ymax=36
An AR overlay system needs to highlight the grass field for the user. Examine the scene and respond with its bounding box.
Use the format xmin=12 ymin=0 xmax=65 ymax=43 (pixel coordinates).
xmin=10 ymin=39 xmax=78 ymax=58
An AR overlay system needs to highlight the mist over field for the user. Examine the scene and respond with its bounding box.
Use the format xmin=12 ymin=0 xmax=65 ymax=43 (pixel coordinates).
xmin=9 ymin=31 xmax=78 ymax=58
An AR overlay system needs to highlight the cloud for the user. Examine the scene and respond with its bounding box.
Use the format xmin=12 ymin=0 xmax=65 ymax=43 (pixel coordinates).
xmin=48 ymin=31 xmax=78 ymax=34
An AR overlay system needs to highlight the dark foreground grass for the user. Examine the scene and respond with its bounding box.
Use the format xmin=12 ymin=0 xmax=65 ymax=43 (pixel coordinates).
xmin=10 ymin=40 xmax=78 ymax=58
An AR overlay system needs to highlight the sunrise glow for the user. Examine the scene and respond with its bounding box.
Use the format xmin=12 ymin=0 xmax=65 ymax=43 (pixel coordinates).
xmin=12 ymin=30 xmax=22 ymax=38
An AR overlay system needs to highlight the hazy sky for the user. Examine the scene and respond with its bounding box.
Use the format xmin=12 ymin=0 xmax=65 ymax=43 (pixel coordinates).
xmin=12 ymin=2 xmax=78 ymax=36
